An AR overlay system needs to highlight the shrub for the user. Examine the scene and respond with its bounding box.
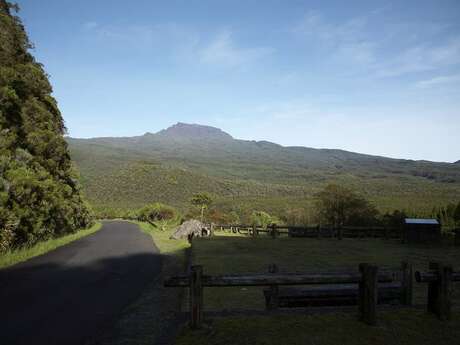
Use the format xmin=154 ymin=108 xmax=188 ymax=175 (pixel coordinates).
xmin=137 ymin=202 xmax=178 ymax=230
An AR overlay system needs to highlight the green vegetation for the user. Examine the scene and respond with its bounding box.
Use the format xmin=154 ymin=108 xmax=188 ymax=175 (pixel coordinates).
xmin=0 ymin=221 xmax=101 ymax=269
xmin=190 ymin=192 xmax=213 ymax=222
xmin=250 ymin=210 xmax=277 ymax=228
xmin=136 ymin=221 xmax=189 ymax=259
xmin=176 ymin=310 xmax=460 ymax=345
xmin=0 ymin=1 xmax=93 ymax=252
xmin=137 ymin=202 xmax=178 ymax=231
xmin=316 ymin=184 xmax=379 ymax=226
xmin=66 ymin=123 xmax=460 ymax=222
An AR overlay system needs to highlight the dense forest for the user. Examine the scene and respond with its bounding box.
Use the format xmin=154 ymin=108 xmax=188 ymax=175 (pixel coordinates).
xmin=0 ymin=1 xmax=93 ymax=251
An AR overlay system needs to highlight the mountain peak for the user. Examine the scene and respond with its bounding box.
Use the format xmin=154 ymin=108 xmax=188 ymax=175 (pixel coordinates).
xmin=156 ymin=122 xmax=233 ymax=140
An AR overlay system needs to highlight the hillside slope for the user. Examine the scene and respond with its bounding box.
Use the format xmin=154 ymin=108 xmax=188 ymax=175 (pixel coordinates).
xmin=67 ymin=123 xmax=460 ymax=216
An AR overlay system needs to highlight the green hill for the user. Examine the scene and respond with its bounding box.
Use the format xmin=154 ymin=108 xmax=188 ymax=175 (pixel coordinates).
xmin=67 ymin=123 xmax=460 ymax=218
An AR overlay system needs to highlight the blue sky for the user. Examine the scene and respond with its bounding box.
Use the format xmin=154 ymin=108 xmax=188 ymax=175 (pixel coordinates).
xmin=17 ymin=0 xmax=460 ymax=162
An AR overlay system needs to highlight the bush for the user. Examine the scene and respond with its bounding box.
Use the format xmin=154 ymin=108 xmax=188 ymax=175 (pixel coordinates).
xmin=250 ymin=211 xmax=278 ymax=228
xmin=137 ymin=202 xmax=178 ymax=224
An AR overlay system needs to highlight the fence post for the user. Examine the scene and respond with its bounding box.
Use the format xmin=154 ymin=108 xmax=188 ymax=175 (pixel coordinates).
xmin=427 ymin=262 xmax=439 ymax=315
xmin=267 ymin=264 xmax=279 ymax=310
xmin=427 ymin=262 xmax=453 ymax=320
xmin=455 ymin=229 xmax=460 ymax=246
xmin=271 ymin=224 xmax=278 ymax=239
xmin=400 ymin=261 xmax=413 ymax=306
xmin=337 ymin=227 xmax=343 ymax=240
xmin=190 ymin=265 xmax=204 ymax=329
xmin=252 ymin=225 xmax=258 ymax=238
xmin=359 ymin=263 xmax=378 ymax=325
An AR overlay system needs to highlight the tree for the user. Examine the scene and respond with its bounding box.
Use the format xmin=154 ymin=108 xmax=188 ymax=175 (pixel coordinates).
xmin=250 ymin=211 xmax=275 ymax=229
xmin=190 ymin=193 xmax=213 ymax=222
xmin=315 ymin=184 xmax=378 ymax=227
xmin=0 ymin=2 xmax=93 ymax=251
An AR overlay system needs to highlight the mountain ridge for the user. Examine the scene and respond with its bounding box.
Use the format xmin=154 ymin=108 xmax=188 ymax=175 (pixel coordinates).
xmin=67 ymin=122 xmax=460 ymax=217
xmin=69 ymin=122 xmax=456 ymax=165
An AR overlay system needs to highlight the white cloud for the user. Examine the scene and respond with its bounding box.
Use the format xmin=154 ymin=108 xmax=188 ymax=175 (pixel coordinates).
xmin=293 ymin=11 xmax=460 ymax=79
xmin=199 ymin=30 xmax=274 ymax=67
xmin=82 ymin=21 xmax=98 ymax=30
xmin=375 ymin=38 xmax=460 ymax=77
xmin=292 ymin=11 xmax=376 ymax=65
xmin=415 ymin=74 xmax=460 ymax=88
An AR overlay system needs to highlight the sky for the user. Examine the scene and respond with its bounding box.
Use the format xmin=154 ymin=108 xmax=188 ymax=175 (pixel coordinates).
xmin=17 ymin=0 xmax=460 ymax=162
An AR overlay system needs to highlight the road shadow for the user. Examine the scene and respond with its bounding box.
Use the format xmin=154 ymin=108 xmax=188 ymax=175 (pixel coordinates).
xmin=0 ymin=252 xmax=161 ymax=345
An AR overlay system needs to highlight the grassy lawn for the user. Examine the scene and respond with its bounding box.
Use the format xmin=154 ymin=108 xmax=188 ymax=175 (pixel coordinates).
xmin=191 ymin=233 xmax=460 ymax=311
xmin=174 ymin=233 xmax=460 ymax=344
xmin=176 ymin=309 xmax=460 ymax=345
xmin=0 ymin=222 xmax=102 ymax=269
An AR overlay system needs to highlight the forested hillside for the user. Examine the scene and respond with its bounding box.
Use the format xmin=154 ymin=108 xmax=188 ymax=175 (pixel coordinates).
xmin=67 ymin=123 xmax=460 ymax=219
xmin=0 ymin=1 xmax=92 ymax=251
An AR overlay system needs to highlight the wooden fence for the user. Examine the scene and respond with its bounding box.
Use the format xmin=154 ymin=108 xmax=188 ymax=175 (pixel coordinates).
xmin=213 ymin=224 xmax=402 ymax=240
xmin=214 ymin=225 xmax=460 ymax=244
xmin=415 ymin=262 xmax=460 ymax=320
xmin=165 ymin=262 xmax=412 ymax=329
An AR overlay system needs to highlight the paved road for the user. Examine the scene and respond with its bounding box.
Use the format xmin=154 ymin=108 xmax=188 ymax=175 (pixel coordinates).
xmin=0 ymin=221 xmax=161 ymax=345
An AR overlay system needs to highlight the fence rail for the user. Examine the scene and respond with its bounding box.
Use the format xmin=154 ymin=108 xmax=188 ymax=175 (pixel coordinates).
xmin=213 ymin=224 xmax=402 ymax=240
xmin=165 ymin=271 xmax=395 ymax=287
xmin=165 ymin=262 xmax=412 ymax=329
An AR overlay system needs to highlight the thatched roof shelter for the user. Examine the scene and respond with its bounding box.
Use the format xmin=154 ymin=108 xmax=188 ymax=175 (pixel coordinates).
xmin=170 ymin=219 xmax=209 ymax=240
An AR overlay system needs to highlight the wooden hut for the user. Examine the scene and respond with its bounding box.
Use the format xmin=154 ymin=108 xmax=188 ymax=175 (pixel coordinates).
xmin=403 ymin=218 xmax=441 ymax=244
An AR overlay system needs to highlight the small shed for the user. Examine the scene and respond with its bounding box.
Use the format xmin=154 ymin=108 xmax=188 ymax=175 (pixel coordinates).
xmin=403 ymin=218 xmax=441 ymax=244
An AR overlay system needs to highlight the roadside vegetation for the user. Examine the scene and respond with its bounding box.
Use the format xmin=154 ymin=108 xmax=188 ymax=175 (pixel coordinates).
xmin=0 ymin=221 xmax=101 ymax=269
xmin=0 ymin=2 xmax=93 ymax=253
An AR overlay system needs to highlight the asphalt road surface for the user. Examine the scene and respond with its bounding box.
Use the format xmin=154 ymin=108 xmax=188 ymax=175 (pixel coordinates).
xmin=0 ymin=221 xmax=161 ymax=345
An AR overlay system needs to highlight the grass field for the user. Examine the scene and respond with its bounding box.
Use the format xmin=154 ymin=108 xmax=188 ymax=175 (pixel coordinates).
xmin=176 ymin=310 xmax=460 ymax=345
xmin=0 ymin=222 xmax=102 ymax=269
xmin=174 ymin=232 xmax=460 ymax=345
xmin=190 ymin=233 xmax=460 ymax=310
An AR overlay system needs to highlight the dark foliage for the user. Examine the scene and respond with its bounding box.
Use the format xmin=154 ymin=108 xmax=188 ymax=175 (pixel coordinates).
xmin=0 ymin=1 xmax=93 ymax=251
xmin=315 ymin=184 xmax=379 ymax=227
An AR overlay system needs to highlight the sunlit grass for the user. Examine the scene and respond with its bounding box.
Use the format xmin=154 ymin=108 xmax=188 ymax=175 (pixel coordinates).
xmin=0 ymin=222 xmax=102 ymax=269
